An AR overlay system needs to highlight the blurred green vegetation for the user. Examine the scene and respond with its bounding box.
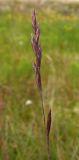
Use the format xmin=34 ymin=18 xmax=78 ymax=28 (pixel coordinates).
xmin=0 ymin=8 xmax=79 ymax=160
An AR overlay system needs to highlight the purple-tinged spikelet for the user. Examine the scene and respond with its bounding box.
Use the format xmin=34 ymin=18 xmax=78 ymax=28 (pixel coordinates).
xmin=46 ymin=109 xmax=51 ymax=145
xmin=31 ymin=9 xmax=42 ymax=91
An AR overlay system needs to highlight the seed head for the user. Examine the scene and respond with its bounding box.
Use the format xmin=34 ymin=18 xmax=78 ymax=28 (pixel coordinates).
xmin=31 ymin=9 xmax=42 ymax=91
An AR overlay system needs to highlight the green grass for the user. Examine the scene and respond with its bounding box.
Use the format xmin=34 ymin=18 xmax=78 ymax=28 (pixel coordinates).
xmin=0 ymin=9 xmax=79 ymax=160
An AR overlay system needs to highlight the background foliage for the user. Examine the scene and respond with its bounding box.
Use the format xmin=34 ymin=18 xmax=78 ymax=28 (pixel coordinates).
xmin=0 ymin=4 xmax=79 ymax=160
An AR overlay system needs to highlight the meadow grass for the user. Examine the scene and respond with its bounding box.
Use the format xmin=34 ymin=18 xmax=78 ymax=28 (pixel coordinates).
xmin=0 ymin=9 xmax=79 ymax=160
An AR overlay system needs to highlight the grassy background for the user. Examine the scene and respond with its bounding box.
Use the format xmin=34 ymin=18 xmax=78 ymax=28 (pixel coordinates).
xmin=0 ymin=6 xmax=79 ymax=160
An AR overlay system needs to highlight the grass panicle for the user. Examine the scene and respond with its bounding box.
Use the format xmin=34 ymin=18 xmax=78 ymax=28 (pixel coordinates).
xmin=31 ymin=9 xmax=51 ymax=160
